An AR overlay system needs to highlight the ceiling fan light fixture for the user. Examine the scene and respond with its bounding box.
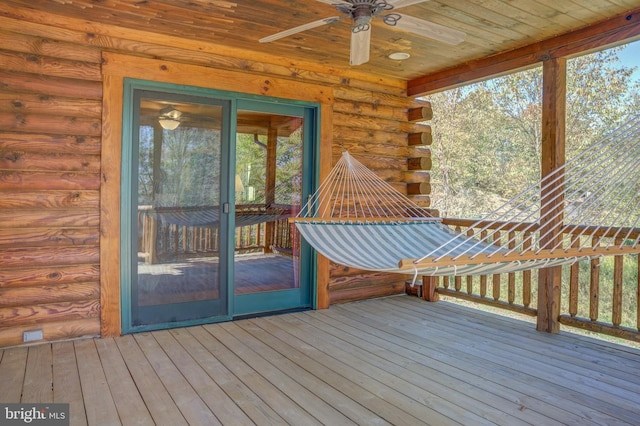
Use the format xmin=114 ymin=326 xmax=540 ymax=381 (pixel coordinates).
xmin=158 ymin=118 xmax=181 ymax=130
xmin=388 ymin=51 xmax=410 ymax=60
xmin=158 ymin=108 xmax=182 ymax=130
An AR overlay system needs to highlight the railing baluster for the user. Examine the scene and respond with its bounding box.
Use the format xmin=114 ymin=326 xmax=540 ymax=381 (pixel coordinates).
xmin=480 ymin=230 xmax=487 ymax=298
xmin=172 ymin=224 xmax=178 ymax=255
xmin=454 ymin=226 xmax=462 ymax=291
xmin=569 ymin=237 xmax=580 ymax=317
xmin=522 ymin=231 xmax=532 ymax=308
xmin=590 ymin=236 xmax=600 ymax=322
xmin=508 ymin=231 xmax=515 ymax=304
xmin=612 ymin=238 xmax=624 ymax=327
xmin=434 ymin=217 xmax=639 ymax=342
xmin=442 ymin=276 xmax=450 ymax=290
xmin=637 ymin=255 xmax=640 ymax=331
xmin=492 ymin=231 xmax=501 ymax=301
xmin=466 ymin=228 xmax=474 ymax=295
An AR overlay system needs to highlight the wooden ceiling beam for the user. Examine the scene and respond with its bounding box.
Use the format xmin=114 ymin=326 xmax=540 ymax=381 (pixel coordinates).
xmin=407 ymin=7 xmax=640 ymax=97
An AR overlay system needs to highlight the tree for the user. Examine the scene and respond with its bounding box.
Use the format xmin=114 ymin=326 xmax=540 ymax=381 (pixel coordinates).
xmin=426 ymin=45 xmax=640 ymax=219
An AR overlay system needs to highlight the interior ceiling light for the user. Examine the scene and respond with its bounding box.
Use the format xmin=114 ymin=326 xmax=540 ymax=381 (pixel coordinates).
xmin=388 ymin=51 xmax=410 ymax=60
xmin=158 ymin=107 xmax=182 ymax=130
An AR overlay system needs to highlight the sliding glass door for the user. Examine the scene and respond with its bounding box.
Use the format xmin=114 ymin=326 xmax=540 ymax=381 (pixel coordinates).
xmin=121 ymin=80 xmax=317 ymax=333
xmin=233 ymin=101 xmax=314 ymax=316
xmin=124 ymin=89 xmax=231 ymax=330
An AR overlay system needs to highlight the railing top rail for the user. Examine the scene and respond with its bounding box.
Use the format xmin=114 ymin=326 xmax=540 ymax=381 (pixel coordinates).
xmin=440 ymin=217 xmax=640 ymax=239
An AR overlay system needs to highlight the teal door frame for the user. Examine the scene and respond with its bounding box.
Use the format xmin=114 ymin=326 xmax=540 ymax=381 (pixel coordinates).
xmin=121 ymin=78 xmax=319 ymax=333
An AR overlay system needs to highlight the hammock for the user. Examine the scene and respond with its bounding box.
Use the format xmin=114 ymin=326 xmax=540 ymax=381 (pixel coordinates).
xmin=146 ymin=204 xmax=290 ymax=228
xmin=291 ymin=115 xmax=640 ymax=276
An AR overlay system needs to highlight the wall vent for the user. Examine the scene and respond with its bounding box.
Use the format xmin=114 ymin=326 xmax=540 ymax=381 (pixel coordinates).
xmin=23 ymin=329 xmax=44 ymax=342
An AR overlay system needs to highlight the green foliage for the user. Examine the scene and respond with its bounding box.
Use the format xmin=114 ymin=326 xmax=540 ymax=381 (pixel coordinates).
xmin=426 ymin=46 xmax=640 ymax=219
xmin=235 ymin=125 xmax=303 ymax=206
xmin=236 ymin=133 xmax=266 ymax=203
xmin=559 ymin=256 xmax=639 ymax=329
xmin=428 ymin=44 xmax=640 ymax=331
xmin=138 ymin=126 xmax=221 ymax=206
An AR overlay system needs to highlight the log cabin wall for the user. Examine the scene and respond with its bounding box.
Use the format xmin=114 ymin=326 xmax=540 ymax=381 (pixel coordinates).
xmin=329 ymin=91 xmax=432 ymax=304
xmin=0 ymin=25 xmax=103 ymax=348
xmin=0 ymin=13 xmax=431 ymax=347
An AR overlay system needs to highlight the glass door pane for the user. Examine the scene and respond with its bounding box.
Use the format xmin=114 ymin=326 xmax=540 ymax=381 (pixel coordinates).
xmin=234 ymin=110 xmax=303 ymax=297
xmin=130 ymin=91 xmax=229 ymax=327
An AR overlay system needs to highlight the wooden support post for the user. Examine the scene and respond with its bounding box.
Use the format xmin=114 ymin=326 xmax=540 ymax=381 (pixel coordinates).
xmin=264 ymin=123 xmax=278 ymax=253
xmin=537 ymin=57 xmax=566 ymax=334
xmin=100 ymin=73 xmax=123 ymax=338
xmin=316 ymin=104 xmax=333 ymax=309
xmin=149 ymin=122 xmax=163 ymax=264
xmin=422 ymin=276 xmax=439 ymax=302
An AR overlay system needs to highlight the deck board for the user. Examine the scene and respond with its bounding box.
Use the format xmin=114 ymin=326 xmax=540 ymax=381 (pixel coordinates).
xmin=152 ymin=329 xmax=253 ymax=426
xmin=2 ymin=296 xmax=640 ymax=425
xmin=297 ymin=309 xmax=560 ymax=425
xmin=52 ymin=342 xmax=86 ymax=426
xmin=270 ymin=313 xmax=487 ymax=425
xmin=114 ymin=334 xmax=188 ymax=425
xmin=0 ymin=346 xmax=27 ymax=403
xmin=201 ymin=323 xmax=323 ymax=426
xmin=170 ymin=327 xmax=285 ymax=425
xmin=384 ymin=298 xmax=640 ymax=421
xmin=133 ymin=332 xmax=221 ymax=425
xmin=217 ymin=322 xmax=357 ymax=425
xmin=94 ymin=338 xmax=155 ymax=426
xmin=315 ymin=306 xmax=580 ymax=425
xmin=21 ymin=343 xmax=52 ymax=403
xmin=233 ymin=319 xmax=391 ymax=425
xmin=74 ymin=339 xmax=121 ymax=425
xmin=350 ymin=298 xmax=638 ymax=425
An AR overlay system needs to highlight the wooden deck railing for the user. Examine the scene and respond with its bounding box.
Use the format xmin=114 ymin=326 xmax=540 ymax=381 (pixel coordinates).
xmin=137 ymin=204 xmax=295 ymax=263
xmin=430 ymin=218 xmax=640 ymax=342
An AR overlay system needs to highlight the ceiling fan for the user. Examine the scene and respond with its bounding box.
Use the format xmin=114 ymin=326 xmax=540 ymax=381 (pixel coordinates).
xmin=259 ymin=0 xmax=466 ymax=66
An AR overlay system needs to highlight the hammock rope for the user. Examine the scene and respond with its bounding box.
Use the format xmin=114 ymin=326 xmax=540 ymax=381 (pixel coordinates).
xmin=291 ymin=114 xmax=640 ymax=276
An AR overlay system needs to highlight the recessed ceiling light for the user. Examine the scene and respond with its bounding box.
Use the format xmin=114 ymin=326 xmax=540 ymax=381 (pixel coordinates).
xmin=388 ymin=52 xmax=411 ymax=60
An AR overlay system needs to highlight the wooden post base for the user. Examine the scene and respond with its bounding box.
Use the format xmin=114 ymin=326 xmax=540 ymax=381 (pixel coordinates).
xmin=422 ymin=276 xmax=439 ymax=302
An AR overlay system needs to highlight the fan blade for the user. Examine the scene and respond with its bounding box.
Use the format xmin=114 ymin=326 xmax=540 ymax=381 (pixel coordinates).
xmin=393 ymin=14 xmax=465 ymax=45
xmin=315 ymin=0 xmax=352 ymax=6
xmin=260 ymin=16 xmax=341 ymax=43
xmin=350 ymin=29 xmax=371 ymax=66
xmin=388 ymin=0 xmax=430 ymax=9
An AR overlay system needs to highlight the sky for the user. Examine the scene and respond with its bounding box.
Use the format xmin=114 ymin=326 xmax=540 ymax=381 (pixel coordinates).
xmin=618 ymin=39 xmax=640 ymax=82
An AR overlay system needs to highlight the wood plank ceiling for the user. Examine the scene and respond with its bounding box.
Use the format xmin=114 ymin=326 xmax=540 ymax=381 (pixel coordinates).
xmin=3 ymin=0 xmax=640 ymax=85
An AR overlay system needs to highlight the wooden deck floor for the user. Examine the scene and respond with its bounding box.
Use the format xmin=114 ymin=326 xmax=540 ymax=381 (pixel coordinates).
xmin=2 ymin=296 xmax=640 ymax=425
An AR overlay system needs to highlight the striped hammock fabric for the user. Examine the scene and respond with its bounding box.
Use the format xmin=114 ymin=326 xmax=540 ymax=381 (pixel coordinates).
xmin=295 ymin=220 xmax=576 ymax=276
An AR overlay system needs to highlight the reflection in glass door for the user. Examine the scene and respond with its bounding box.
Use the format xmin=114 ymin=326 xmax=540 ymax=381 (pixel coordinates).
xmin=233 ymin=103 xmax=313 ymax=316
xmin=128 ymin=90 xmax=230 ymax=328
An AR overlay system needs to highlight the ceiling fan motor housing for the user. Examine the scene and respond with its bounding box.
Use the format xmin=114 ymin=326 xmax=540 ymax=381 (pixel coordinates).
xmin=353 ymin=4 xmax=373 ymax=26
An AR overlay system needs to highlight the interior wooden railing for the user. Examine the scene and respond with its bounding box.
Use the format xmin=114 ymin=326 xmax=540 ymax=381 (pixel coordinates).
xmin=137 ymin=205 xmax=295 ymax=263
xmin=429 ymin=218 xmax=640 ymax=342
